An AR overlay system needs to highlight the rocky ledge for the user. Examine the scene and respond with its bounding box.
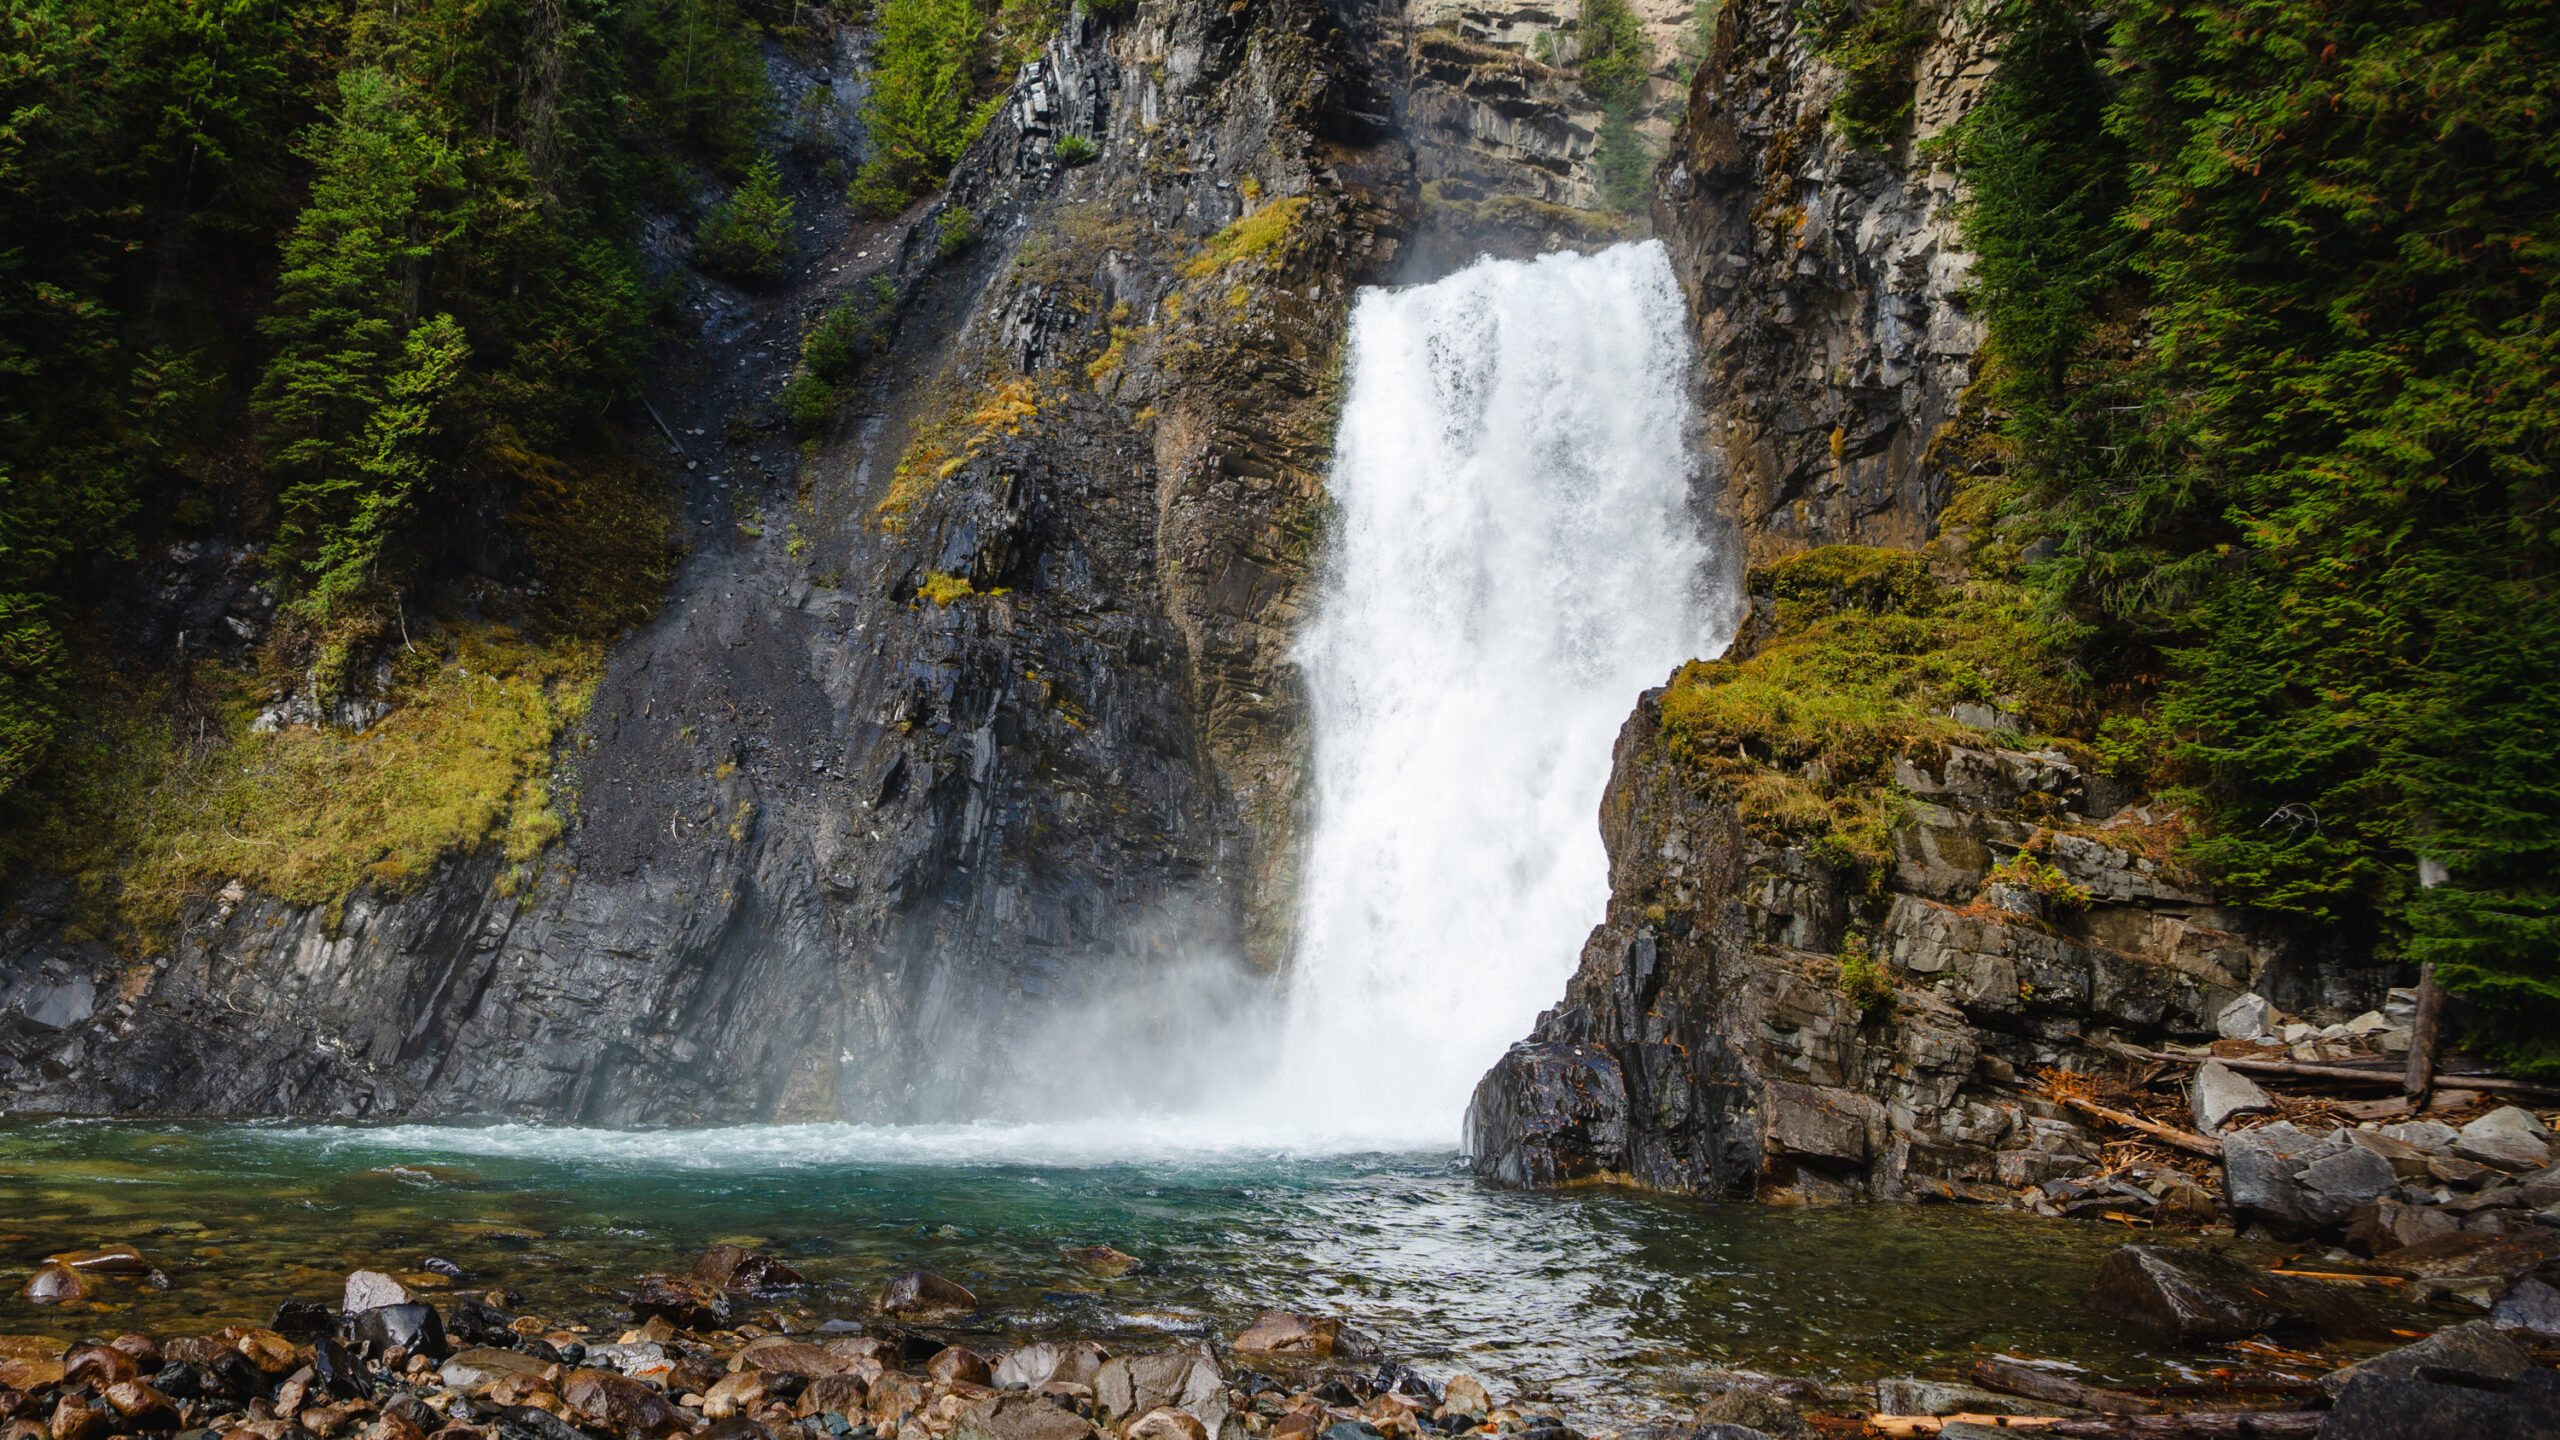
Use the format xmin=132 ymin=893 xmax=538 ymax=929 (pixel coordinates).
xmin=15 ymin=1235 xmax=2560 ymax=1440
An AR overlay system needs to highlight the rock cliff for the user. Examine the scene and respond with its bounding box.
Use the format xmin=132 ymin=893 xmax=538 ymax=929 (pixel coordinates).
xmin=0 ymin=0 xmax=1428 ymax=1122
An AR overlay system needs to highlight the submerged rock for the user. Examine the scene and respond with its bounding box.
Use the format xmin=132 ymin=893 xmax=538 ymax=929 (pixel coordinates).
xmin=875 ymin=1270 xmax=976 ymax=1323
xmin=2084 ymin=1244 xmax=2381 ymax=1342
xmin=688 ymin=1244 xmax=805 ymax=1293
xmin=23 ymin=1263 xmax=90 ymax=1305
xmin=2317 ymin=1319 xmax=2532 ymax=1399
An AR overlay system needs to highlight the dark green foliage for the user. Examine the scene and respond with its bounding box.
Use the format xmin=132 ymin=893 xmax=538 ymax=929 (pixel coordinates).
xmin=0 ymin=0 xmax=771 ymax=800
xmin=1576 ymin=0 xmax=1654 ymax=103
xmin=805 ymin=278 xmax=899 ymax=382
xmin=1961 ymin=0 xmax=2560 ymax=1070
xmin=852 ymin=0 xmax=1001 ymax=216
xmin=937 ymin=205 xmax=979 ymax=256
xmin=1054 ymin=134 xmax=1099 ymax=166
xmin=693 ymin=155 xmax=798 ymax=282
xmin=1809 ymin=0 xmax=1936 ymax=148
xmin=1593 ymin=102 xmax=1653 ymax=213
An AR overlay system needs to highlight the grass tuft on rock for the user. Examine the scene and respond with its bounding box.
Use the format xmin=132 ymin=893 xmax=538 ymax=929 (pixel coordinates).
xmin=1181 ymin=197 xmax=1309 ymax=278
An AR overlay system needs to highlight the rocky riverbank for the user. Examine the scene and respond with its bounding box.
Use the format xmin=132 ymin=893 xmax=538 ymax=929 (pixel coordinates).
xmin=11 ymin=1233 xmax=2560 ymax=1440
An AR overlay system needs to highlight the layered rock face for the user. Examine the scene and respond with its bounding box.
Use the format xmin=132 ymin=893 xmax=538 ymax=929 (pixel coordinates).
xmin=1655 ymin=0 xmax=1993 ymax=563
xmin=0 ymin=0 xmax=1416 ymax=1122
xmin=1465 ymin=690 xmax=2381 ymax=1199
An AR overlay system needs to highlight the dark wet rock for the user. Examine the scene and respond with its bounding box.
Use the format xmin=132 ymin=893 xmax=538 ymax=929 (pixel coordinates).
xmin=494 ymin=1404 xmax=590 ymax=1440
xmin=100 ymin=1382 xmax=179 ymax=1430
xmin=50 ymin=1394 xmax=111 ymax=1440
xmin=2085 ymin=1244 xmax=2383 ymax=1343
xmin=875 ymin=1271 xmax=976 ymax=1324
xmin=22 ymin=1263 xmax=89 ymax=1305
xmin=560 ymin=1369 xmax=686 ymax=1435
xmin=2317 ymin=1368 xmax=2560 ymax=1440
xmin=1061 ymin=1246 xmax=1138 ymax=1276
xmin=354 ymin=1304 xmax=448 ymax=1362
xmin=63 ymin=1345 xmax=138 ymax=1387
xmin=447 ymin=1295 xmax=516 ymax=1346
xmin=313 ymin=1338 xmax=374 ymax=1401
xmin=2375 ymin=1229 xmax=2560 ymax=1281
xmin=2493 ymin=1276 xmax=2560 ymax=1339
xmin=626 ymin=1277 xmax=729 ymax=1331
xmin=271 ymin=1301 xmax=340 ymax=1339
xmin=1687 ymin=1429 xmax=1777 ymax=1440
xmin=928 ymin=1348 xmax=994 ymax=1388
xmin=697 ymin=1422 xmax=778 ymax=1440
xmin=2318 ymin=1319 xmax=2532 ymax=1399
xmin=2190 ymin=1061 xmax=2273 ymax=1133
xmin=1690 ymin=1391 xmax=1804 ymax=1440
xmin=688 ymin=1244 xmax=805 ymax=1293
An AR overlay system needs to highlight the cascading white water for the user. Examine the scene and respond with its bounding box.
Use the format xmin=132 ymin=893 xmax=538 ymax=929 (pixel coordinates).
xmin=1267 ymin=241 xmax=1736 ymax=1144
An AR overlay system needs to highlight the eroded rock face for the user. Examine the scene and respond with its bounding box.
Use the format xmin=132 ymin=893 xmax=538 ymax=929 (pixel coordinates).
xmin=0 ymin=0 xmax=1418 ymax=1124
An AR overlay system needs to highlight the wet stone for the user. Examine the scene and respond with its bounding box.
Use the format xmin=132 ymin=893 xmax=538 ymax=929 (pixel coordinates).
xmin=874 ymin=1271 xmax=977 ymax=1324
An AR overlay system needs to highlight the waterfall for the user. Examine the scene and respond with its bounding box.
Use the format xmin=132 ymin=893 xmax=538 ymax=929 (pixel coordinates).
xmin=1268 ymin=241 xmax=1734 ymax=1144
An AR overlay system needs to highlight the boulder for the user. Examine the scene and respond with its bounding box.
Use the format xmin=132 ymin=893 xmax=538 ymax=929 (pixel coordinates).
xmin=2463 ymin=1105 xmax=2552 ymax=1141
xmin=1093 ymin=1354 xmax=1216 ymax=1422
xmin=2453 ymin=1131 xmax=2553 ymax=1172
xmin=701 ymin=1372 xmax=773 ymax=1422
xmin=2190 ymin=1062 xmax=2274 ymax=1132
xmin=2221 ymin=1122 xmax=2347 ymax=1227
xmin=1440 ymin=1377 xmax=1493 ymax=1419
xmin=2344 ymin=1198 xmax=2460 ymax=1256
xmin=101 ymin=1381 xmax=177 ymax=1429
xmin=439 ymin=1350 xmax=551 ymax=1394
xmin=875 ymin=1270 xmax=977 ymax=1323
xmin=795 ymin=1375 xmax=870 ymax=1421
xmin=2381 ymin=1120 xmax=2460 ymax=1153
xmin=2295 ymin=1145 xmax=2399 ymax=1226
xmin=867 ymin=1372 xmax=929 ymax=1426
xmin=1061 ymin=1246 xmax=1139 ymax=1276
xmin=64 ymin=1345 xmax=138 ymax=1387
xmin=50 ymin=1394 xmax=110 ymax=1440
xmin=2344 ymin=1129 xmax=2433 ymax=1179
xmin=2492 ymin=1276 xmax=2560 ymax=1339
xmin=2318 ymin=1369 xmax=2560 ymax=1440
xmin=928 ymin=1348 xmax=994 ymax=1388
xmin=2318 ymin=1319 xmax=2531 ymax=1398
xmin=559 ymin=1368 xmax=685 ymax=1435
xmin=2216 ymin=993 xmax=2272 ymax=1039
xmin=22 ymin=1264 xmax=89 ymax=1306
xmin=1232 ymin=1312 xmax=1343 ymax=1356
xmin=993 ymin=1343 xmax=1108 ymax=1392
xmin=1691 ymin=1390 xmax=1805 ymax=1440
xmin=688 ymin=1245 xmax=806 ymax=1293
xmin=2084 ymin=1244 xmax=2382 ymax=1342
xmin=953 ymin=1394 xmax=1099 ymax=1440
xmin=353 ymin=1303 xmax=448 ymax=1361
xmin=342 ymin=1271 xmax=415 ymax=1315
xmin=1127 ymin=1411 xmax=1208 ymax=1440
xmin=626 ymin=1277 xmax=728 ymax=1331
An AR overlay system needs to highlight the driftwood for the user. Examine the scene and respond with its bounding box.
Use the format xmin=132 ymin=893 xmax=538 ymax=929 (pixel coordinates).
xmin=1868 ymin=1418 xmax=2062 ymax=1437
xmin=2406 ymin=963 xmax=2445 ymax=1100
xmin=2055 ymin=1095 xmax=2223 ymax=1157
xmin=2123 ymin=1048 xmax=2560 ymax=1098
xmin=2265 ymin=1268 xmax=2406 ymax=1288
xmin=1972 ymin=1360 xmax=2159 ymax=1416
xmin=1868 ymin=1418 xmax=2320 ymax=1439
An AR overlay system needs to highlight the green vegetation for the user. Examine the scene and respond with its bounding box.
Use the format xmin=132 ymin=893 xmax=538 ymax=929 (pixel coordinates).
xmin=1657 ymin=546 xmax=2073 ymax=883
xmin=1956 ymin=0 xmax=2560 ymax=1069
xmin=1983 ymin=852 xmax=2092 ymax=912
xmin=937 ymin=205 xmax=981 ymax=256
xmin=917 ymin=571 xmax=976 ymax=604
xmin=1808 ymin=0 xmax=1936 ymax=149
xmin=1182 ymin=197 xmax=1310 ymax=278
xmin=1836 ymin=933 xmax=1895 ymax=1011
xmin=693 ymin=155 xmax=798 ymax=283
xmin=1575 ymin=0 xmax=1654 ymax=102
xmin=1054 ymin=134 xmax=1100 ymax=166
xmin=783 ymin=278 xmax=900 ymax=430
xmin=0 ymin=0 xmax=761 ymax=934
xmin=852 ymin=0 xmax=1006 ymax=216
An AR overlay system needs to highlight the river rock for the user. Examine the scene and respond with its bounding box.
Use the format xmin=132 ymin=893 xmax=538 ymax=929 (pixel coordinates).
xmin=354 ymin=1302 xmax=448 ymax=1361
xmin=953 ymin=1394 xmax=1099 ymax=1440
xmin=2216 ymin=993 xmax=2272 ymax=1039
xmin=2377 ymin=1229 xmax=2560 ymax=1281
xmin=562 ymin=1368 xmax=685 ymax=1435
xmin=688 ymin=1244 xmax=805 ymax=1293
xmin=1440 ymin=1377 xmax=1493 ymax=1420
xmin=50 ymin=1393 xmax=110 ymax=1440
xmin=701 ymin=1372 xmax=773 ymax=1421
xmin=2344 ymin=1129 xmax=2432 ymax=1179
xmin=993 ymin=1342 xmax=1109 ymax=1392
xmin=22 ymin=1263 xmax=89 ymax=1305
xmin=64 ymin=1345 xmax=138 ymax=1387
xmin=867 ymin=1371 xmax=928 ymax=1426
xmin=2318 ymin=1319 xmax=2532 ymax=1398
xmin=1232 ymin=1311 xmax=1354 ymax=1357
xmin=440 ymin=1349 xmax=551 ymax=1393
xmin=1062 ymin=1246 xmax=1139 ymax=1276
xmin=2465 ymin=1105 xmax=2552 ymax=1141
xmin=627 ymin=1277 xmax=729 ymax=1331
xmin=2381 ymin=1119 xmax=2460 ymax=1152
xmin=928 ymin=1348 xmax=994 ymax=1387
xmin=2345 ymin=1198 xmax=2461 ymax=1255
xmin=342 ymin=1270 xmax=415 ymax=1314
xmin=796 ymin=1375 xmax=870 ymax=1421
xmin=2221 ymin=1121 xmax=2352 ymax=1227
xmin=1690 ymin=1391 xmax=1804 ymax=1440
xmin=1127 ymin=1410 xmax=1207 ymax=1440
xmin=875 ymin=1270 xmax=976 ymax=1322
xmin=52 ymin=1245 xmax=149 ymax=1275
xmin=2085 ymin=1244 xmax=2380 ymax=1342
xmin=2189 ymin=1061 xmax=2272 ymax=1132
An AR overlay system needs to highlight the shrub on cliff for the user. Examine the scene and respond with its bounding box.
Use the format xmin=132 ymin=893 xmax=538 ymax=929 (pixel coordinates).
xmin=1960 ymin=0 xmax=2560 ymax=1070
xmin=852 ymin=0 xmax=1004 ymax=216
xmin=694 ymin=156 xmax=797 ymax=283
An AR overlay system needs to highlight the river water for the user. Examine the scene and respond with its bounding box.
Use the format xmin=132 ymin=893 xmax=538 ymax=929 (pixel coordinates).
xmin=0 ymin=1119 xmax=2254 ymax=1417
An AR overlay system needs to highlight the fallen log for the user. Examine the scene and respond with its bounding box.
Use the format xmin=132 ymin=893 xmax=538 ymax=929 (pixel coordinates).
xmin=1972 ymin=1359 xmax=2160 ymax=1416
xmin=2264 ymin=1269 xmax=2406 ymax=1288
xmin=2122 ymin=1049 xmax=2560 ymax=1098
xmin=2055 ymin=1095 xmax=2223 ymax=1158
xmin=1868 ymin=1417 xmax=2064 ymax=1437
